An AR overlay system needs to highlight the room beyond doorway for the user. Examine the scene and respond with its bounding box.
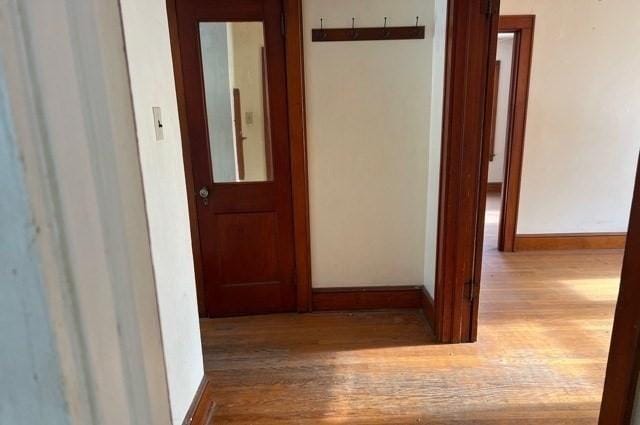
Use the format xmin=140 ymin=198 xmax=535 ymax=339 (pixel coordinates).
xmin=199 ymin=195 xmax=622 ymax=422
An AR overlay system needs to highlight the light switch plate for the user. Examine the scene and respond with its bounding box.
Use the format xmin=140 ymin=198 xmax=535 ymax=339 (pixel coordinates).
xmin=152 ymin=107 xmax=164 ymax=141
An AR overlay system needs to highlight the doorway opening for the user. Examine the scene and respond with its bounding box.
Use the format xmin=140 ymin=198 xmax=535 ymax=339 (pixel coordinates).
xmin=484 ymin=15 xmax=534 ymax=253
xmin=470 ymin=6 xmax=640 ymax=423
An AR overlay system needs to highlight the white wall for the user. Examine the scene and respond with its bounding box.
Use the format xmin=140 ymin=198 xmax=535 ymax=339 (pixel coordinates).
xmin=119 ymin=0 xmax=204 ymax=423
xmin=501 ymin=0 xmax=640 ymax=234
xmin=1 ymin=0 xmax=175 ymax=422
xmin=487 ymin=35 xmax=514 ymax=184
xmin=304 ymin=0 xmax=434 ymax=288
xmin=423 ymin=0 xmax=447 ymax=297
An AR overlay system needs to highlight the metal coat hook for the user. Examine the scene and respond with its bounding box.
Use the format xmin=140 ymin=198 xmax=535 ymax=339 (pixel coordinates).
xmin=383 ymin=17 xmax=390 ymax=38
xmin=351 ymin=17 xmax=359 ymax=39
xmin=311 ymin=14 xmax=425 ymax=42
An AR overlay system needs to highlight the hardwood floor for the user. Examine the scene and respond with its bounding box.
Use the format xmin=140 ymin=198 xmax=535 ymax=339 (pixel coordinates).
xmin=201 ymin=194 xmax=623 ymax=424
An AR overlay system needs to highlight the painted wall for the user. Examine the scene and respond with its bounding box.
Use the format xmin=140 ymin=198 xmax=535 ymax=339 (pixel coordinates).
xmin=120 ymin=0 xmax=204 ymax=423
xmin=201 ymin=23 xmax=238 ymax=182
xmin=488 ymin=35 xmax=514 ymax=184
xmin=304 ymin=0 xmax=434 ymax=288
xmin=423 ymin=0 xmax=447 ymax=297
xmin=501 ymin=0 xmax=640 ymax=234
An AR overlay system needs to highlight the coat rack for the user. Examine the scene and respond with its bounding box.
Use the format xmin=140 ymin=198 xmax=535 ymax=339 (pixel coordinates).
xmin=312 ymin=17 xmax=425 ymax=42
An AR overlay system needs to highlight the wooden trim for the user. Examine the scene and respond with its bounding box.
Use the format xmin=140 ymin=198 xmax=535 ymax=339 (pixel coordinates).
xmin=261 ymin=47 xmax=273 ymax=181
xmin=232 ymin=88 xmax=246 ymax=180
xmin=487 ymin=182 xmax=502 ymax=193
xmin=488 ymin=60 xmax=501 ymax=162
xmin=421 ymin=287 xmax=435 ymax=331
xmin=435 ymin=0 xmax=500 ymax=343
xmin=166 ymin=0 xmax=312 ymax=316
xmin=497 ymin=15 xmax=535 ymax=252
xmin=599 ymin=157 xmax=640 ymax=424
xmin=312 ymin=286 xmax=422 ymax=311
xmin=166 ymin=0 xmax=208 ymax=316
xmin=182 ymin=375 xmax=216 ymax=425
xmin=285 ymin=0 xmax=313 ymax=313
xmin=311 ymin=25 xmax=426 ymax=42
xmin=514 ymin=233 xmax=626 ymax=251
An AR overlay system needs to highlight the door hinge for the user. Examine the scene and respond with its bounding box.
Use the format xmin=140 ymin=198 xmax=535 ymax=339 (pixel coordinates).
xmin=281 ymin=12 xmax=286 ymax=36
xmin=467 ymin=280 xmax=476 ymax=302
xmin=485 ymin=0 xmax=494 ymax=17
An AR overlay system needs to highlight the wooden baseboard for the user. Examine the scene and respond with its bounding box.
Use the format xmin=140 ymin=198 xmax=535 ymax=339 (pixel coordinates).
xmin=183 ymin=375 xmax=215 ymax=425
xmin=487 ymin=182 xmax=503 ymax=193
xmin=312 ymin=286 xmax=422 ymax=311
xmin=514 ymin=233 xmax=627 ymax=251
xmin=421 ymin=287 xmax=435 ymax=331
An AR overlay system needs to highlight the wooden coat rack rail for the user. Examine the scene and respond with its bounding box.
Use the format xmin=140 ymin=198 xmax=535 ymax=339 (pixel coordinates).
xmin=312 ymin=17 xmax=426 ymax=42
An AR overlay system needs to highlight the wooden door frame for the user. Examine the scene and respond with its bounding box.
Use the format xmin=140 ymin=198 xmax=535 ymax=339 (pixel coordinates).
xmin=433 ymin=0 xmax=500 ymax=343
xmin=599 ymin=156 xmax=640 ymax=423
xmin=166 ymin=0 xmax=312 ymax=316
xmin=488 ymin=60 xmax=501 ymax=164
xmin=497 ymin=15 xmax=535 ymax=252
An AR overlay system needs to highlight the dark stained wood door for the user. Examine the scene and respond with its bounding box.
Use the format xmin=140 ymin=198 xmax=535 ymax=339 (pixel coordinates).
xmin=175 ymin=0 xmax=296 ymax=317
xmin=599 ymin=155 xmax=640 ymax=424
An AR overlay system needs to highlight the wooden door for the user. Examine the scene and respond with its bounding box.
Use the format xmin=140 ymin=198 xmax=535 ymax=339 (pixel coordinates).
xmin=175 ymin=0 xmax=296 ymax=317
xmin=599 ymin=156 xmax=640 ymax=424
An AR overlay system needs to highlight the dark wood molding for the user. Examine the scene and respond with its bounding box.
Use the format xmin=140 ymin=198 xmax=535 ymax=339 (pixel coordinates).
xmin=311 ymin=25 xmax=425 ymax=42
xmin=182 ymin=375 xmax=216 ymax=425
xmin=261 ymin=47 xmax=273 ymax=181
xmin=488 ymin=60 xmax=501 ymax=163
xmin=599 ymin=157 xmax=640 ymax=424
xmin=497 ymin=15 xmax=535 ymax=252
xmin=166 ymin=0 xmax=311 ymax=316
xmin=285 ymin=0 xmax=313 ymax=313
xmin=514 ymin=233 xmax=627 ymax=251
xmin=166 ymin=0 xmax=208 ymax=316
xmin=435 ymin=0 xmax=500 ymax=343
xmin=232 ymin=88 xmax=246 ymax=180
xmin=312 ymin=286 xmax=422 ymax=311
xmin=487 ymin=182 xmax=502 ymax=193
xmin=421 ymin=287 xmax=435 ymax=331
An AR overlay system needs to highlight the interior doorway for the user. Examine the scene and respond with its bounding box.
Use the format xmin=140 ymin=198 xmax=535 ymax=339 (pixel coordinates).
xmin=169 ymin=0 xmax=311 ymax=317
xmin=485 ymin=15 xmax=535 ymax=252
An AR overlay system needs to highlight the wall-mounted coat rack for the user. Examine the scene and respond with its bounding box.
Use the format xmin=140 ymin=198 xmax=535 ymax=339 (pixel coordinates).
xmin=312 ymin=17 xmax=425 ymax=42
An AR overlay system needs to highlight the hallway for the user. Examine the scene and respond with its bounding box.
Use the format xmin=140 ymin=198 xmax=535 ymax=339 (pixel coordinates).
xmin=201 ymin=193 xmax=622 ymax=424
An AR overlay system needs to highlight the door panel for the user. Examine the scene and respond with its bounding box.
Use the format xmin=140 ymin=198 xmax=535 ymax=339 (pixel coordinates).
xmin=176 ymin=0 xmax=296 ymax=316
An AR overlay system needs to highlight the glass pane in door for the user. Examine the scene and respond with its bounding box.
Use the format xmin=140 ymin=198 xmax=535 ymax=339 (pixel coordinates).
xmin=199 ymin=22 xmax=273 ymax=183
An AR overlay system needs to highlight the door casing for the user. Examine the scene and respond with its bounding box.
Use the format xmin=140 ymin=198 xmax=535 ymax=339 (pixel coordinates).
xmin=433 ymin=0 xmax=501 ymax=343
xmin=496 ymin=15 xmax=535 ymax=252
xmin=599 ymin=155 xmax=640 ymax=424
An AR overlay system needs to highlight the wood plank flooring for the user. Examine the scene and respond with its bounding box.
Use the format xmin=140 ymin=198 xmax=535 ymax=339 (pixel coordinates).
xmin=201 ymin=194 xmax=623 ymax=424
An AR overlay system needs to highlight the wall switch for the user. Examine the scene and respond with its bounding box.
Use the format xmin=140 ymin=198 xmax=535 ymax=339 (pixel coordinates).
xmin=152 ymin=107 xmax=164 ymax=141
xmin=245 ymin=111 xmax=254 ymax=125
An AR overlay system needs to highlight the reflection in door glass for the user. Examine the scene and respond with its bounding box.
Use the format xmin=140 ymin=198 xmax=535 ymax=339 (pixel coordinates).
xmin=199 ymin=22 xmax=273 ymax=183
